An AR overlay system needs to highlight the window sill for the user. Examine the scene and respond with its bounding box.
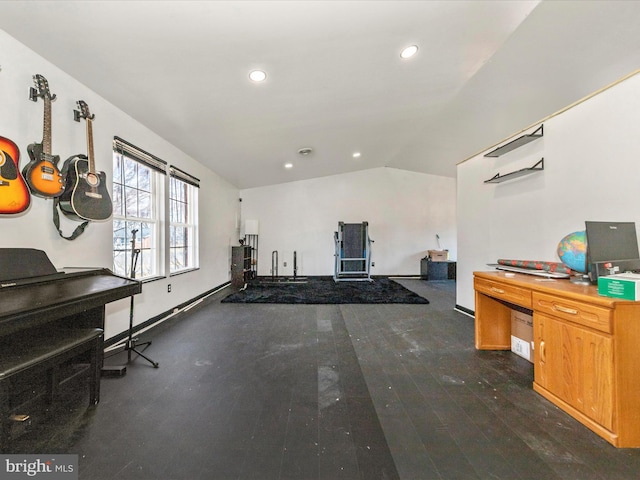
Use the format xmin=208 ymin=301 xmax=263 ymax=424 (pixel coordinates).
xmin=170 ymin=267 xmax=199 ymax=277
xmin=139 ymin=275 xmax=166 ymax=284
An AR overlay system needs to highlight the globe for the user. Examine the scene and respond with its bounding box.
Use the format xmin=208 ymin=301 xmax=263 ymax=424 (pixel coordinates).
xmin=557 ymin=231 xmax=587 ymax=273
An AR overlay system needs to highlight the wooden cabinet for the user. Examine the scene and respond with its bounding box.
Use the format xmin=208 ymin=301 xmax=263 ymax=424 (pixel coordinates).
xmin=231 ymin=245 xmax=253 ymax=288
xmin=534 ymin=311 xmax=613 ymax=431
xmin=474 ymin=271 xmax=640 ymax=447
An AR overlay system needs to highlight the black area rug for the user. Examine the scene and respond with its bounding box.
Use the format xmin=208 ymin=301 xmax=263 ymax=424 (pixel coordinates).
xmin=221 ymin=276 xmax=429 ymax=304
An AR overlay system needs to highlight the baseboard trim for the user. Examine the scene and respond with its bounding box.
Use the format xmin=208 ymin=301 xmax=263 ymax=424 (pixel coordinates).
xmin=455 ymin=304 xmax=475 ymax=318
xmin=104 ymin=281 xmax=231 ymax=349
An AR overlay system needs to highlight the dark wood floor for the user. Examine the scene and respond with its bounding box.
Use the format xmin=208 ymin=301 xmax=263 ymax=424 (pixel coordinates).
xmin=7 ymin=279 xmax=640 ymax=479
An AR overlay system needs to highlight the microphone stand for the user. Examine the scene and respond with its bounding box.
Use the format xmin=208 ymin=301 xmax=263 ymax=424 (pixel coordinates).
xmin=126 ymin=229 xmax=159 ymax=368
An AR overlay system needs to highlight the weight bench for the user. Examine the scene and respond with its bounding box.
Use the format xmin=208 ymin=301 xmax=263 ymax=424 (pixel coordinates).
xmin=0 ymin=327 xmax=104 ymax=449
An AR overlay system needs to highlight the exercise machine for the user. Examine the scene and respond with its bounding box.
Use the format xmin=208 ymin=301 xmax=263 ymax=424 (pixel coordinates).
xmin=334 ymin=221 xmax=373 ymax=282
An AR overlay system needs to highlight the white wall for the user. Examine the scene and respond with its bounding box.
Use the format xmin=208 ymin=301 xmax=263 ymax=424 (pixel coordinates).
xmin=240 ymin=167 xmax=456 ymax=277
xmin=0 ymin=29 xmax=239 ymax=340
xmin=457 ymin=71 xmax=640 ymax=311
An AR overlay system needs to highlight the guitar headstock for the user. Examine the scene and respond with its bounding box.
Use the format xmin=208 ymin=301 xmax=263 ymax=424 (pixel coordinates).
xmin=74 ymin=100 xmax=95 ymax=122
xmin=29 ymin=74 xmax=56 ymax=102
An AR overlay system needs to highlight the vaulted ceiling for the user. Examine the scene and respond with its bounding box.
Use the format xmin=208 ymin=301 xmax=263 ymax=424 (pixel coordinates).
xmin=1 ymin=1 xmax=639 ymax=189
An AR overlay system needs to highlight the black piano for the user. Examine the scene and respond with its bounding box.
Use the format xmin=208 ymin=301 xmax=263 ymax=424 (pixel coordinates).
xmin=0 ymin=248 xmax=141 ymax=448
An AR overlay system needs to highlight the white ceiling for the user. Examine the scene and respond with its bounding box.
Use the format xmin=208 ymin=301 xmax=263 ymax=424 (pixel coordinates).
xmin=1 ymin=1 xmax=639 ymax=189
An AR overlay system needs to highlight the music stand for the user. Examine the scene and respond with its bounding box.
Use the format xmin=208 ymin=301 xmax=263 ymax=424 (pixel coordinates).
xmin=126 ymin=229 xmax=159 ymax=368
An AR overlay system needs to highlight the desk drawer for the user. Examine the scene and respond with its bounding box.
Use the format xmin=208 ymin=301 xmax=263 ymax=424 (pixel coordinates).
xmin=474 ymin=277 xmax=532 ymax=309
xmin=533 ymin=292 xmax=612 ymax=334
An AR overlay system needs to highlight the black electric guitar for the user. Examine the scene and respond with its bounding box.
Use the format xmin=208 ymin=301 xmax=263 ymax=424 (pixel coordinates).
xmin=22 ymin=74 xmax=65 ymax=198
xmin=58 ymin=100 xmax=112 ymax=221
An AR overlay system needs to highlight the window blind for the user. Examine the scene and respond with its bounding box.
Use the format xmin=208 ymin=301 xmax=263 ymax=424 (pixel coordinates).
xmin=113 ymin=136 xmax=167 ymax=174
xmin=170 ymin=165 xmax=200 ymax=188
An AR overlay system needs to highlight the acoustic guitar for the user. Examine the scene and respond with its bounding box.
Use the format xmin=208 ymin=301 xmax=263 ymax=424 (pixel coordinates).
xmin=59 ymin=100 xmax=112 ymax=221
xmin=22 ymin=74 xmax=65 ymax=198
xmin=0 ymin=136 xmax=30 ymax=214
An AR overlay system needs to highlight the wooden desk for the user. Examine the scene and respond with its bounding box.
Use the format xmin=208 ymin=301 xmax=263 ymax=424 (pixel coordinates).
xmin=474 ymin=270 xmax=640 ymax=448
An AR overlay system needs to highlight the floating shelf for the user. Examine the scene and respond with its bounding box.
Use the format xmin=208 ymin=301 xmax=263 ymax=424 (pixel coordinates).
xmin=484 ymin=125 xmax=543 ymax=157
xmin=484 ymin=158 xmax=544 ymax=184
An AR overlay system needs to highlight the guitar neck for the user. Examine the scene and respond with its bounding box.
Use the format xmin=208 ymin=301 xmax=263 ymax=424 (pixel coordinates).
xmin=86 ymin=117 xmax=96 ymax=173
xmin=43 ymin=97 xmax=52 ymax=155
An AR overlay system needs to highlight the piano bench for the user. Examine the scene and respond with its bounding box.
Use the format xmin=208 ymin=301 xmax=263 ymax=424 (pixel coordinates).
xmin=0 ymin=327 xmax=104 ymax=448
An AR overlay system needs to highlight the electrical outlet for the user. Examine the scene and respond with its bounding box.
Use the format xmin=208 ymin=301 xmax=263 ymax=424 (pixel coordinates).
xmin=167 ymin=284 xmax=172 ymax=293
xmin=372 ymin=262 xmax=375 ymax=267
xmin=283 ymin=261 xmax=287 ymax=267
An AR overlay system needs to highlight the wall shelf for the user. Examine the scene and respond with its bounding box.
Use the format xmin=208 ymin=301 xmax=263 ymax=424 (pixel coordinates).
xmin=484 ymin=125 xmax=543 ymax=157
xmin=484 ymin=158 xmax=544 ymax=184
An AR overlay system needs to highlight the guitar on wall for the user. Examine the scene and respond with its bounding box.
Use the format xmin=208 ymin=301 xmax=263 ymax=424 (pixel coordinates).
xmin=0 ymin=136 xmax=31 ymax=214
xmin=58 ymin=100 xmax=112 ymax=221
xmin=22 ymin=74 xmax=65 ymax=198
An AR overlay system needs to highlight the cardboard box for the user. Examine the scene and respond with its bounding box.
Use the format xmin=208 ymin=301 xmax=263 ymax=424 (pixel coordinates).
xmin=511 ymin=310 xmax=534 ymax=363
xmin=598 ymin=273 xmax=640 ymax=300
xmin=427 ymin=250 xmax=449 ymax=261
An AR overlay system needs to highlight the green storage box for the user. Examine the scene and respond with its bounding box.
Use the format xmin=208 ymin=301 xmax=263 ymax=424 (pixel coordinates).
xmin=598 ymin=273 xmax=640 ymax=300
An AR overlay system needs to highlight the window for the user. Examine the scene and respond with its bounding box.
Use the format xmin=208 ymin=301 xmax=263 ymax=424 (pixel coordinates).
xmin=112 ymin=137 xmax=166 ymax=280
xmin=169 ymin=166 xmax=199 ymax=274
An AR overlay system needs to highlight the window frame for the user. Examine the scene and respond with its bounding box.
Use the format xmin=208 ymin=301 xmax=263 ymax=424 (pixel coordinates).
xmin=112 ymin=137 xmax=167 ymax=281
xmin=168 ymin=166 xmax=200 ymax=275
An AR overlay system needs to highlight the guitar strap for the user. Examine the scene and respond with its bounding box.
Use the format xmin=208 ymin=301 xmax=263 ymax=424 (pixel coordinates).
xmin=52 ymin=156 xmax=89 ymax=241
xmin=52 ymin=198 xmax=89 ymax=240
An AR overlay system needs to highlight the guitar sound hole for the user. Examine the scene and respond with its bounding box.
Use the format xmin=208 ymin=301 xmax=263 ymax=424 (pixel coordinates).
xmin=86 ymin=173 xmax=99 ymax=187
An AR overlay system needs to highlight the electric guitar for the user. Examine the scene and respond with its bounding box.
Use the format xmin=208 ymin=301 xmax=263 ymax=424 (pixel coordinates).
xmin=59 ymin=100 xmax=112 ymax=221
xmin=22 ymin=74 xmax=65 ymax=198
xmin=0 ymin=136 xmax=31 ymax=214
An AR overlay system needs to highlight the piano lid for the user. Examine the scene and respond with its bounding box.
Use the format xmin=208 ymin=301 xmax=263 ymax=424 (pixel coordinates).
xmin=0 ymin=265 xmax=141 ymax=335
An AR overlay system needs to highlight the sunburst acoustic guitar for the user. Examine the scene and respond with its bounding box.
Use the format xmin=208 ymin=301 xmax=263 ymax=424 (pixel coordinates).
xmin=59 ymin=100 xmax=112 ymax=221
xmin=22 ymin=74 xmax=65 ymax=198
xmin=0 ymin=136 xmax=30 ymax=214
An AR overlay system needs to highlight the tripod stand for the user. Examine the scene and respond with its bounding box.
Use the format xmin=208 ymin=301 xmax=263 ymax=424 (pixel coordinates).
xmin=126 ymin=229 xmax=159 ymax=368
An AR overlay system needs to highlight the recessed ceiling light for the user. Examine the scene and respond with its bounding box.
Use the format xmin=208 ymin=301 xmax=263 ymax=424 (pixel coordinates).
xmin=284 ymin=163 xmax=293 ymax=169
xmin=249 ymin=70 xmax=267 ymax=82
xmin=400 ymin=45 xmax=418 ymax=59
xmin=297 ymin=147 xmax=313 ymax=156
xmin=352 ymin=152 xmax=361 ymax=158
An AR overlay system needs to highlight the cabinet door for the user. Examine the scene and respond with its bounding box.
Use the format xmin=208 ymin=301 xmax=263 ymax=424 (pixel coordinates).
xmin=231 ymin=246 xmax=246 ymax=286
xmin=246 ymin=246 xmax=253 ymax=280
xmin=534 ymin=313 xmax=613 ymax=430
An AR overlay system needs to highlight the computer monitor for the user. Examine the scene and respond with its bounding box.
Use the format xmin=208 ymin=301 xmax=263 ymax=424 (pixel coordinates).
xmin=585 ymin=221 xmax=640 ymax=282
xmin=585 ymin=221 xmax=639 ymax=262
